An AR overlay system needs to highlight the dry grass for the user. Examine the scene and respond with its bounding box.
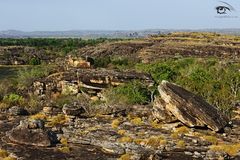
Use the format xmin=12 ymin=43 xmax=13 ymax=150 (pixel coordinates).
xmin=203 ymin=135 xmax=219 ymax=145
xmin=46 ymin=114 xmax=68 ymax=127
xmin=58 ymin=146 xmax=70 ymax=153
xmin=130 ymin=117 xmax=143 ymax=125
xmin=150 ymin=120 xmax=162 ymax=129
xmin=210 ymin=143 xmax=240 ymax=156
xmin=118 ymin=153 xmax=132 ymax=160
xmin=2 ymin=157 xmax=17 ymax=160
xmin=118 ymin=130 xmax=126 ymax=135
xmin=176 ymin=140 xmax=186 ymax=148
xmin=142 ymin=136 xmax=166 ymax=148
xmin=0 ymin=149 xmax=9 ymax=158
xmin=29 ymin=112 xmax=47 ymax=121
xmin=118 ymin=136 xmax=133 ymax=143
xmin=111 ymin=119 xmax=122 ymax=129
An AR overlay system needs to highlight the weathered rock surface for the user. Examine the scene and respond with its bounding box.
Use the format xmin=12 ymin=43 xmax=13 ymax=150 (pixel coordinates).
xmin=8 ymin=106 xmax=28 ymax=116
xmin=33 ymin=68 xmax=154 ymax=97
xmin=157 ymin=80 xmax=229 ymax=131
xmin=153 ymin=97 xmax=178 ymax=123
xmin=8 ymin=120 xmax=57 ymax=147
xmin=62 ymin=103 xmax=86 ymax=116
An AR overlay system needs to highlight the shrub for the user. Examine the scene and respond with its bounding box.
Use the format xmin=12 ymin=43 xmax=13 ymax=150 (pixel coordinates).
xmin=2 ymin=93 xmax=24 ymax=106
xmin=103 ymin=81 xmax=151 ymax=105
xmin=136 ymin=58 xmax=240 ymax=116
xmin=29 ymin=57 xmax=41 ymax=65
xmin=16 ymin=65 xmax=55 ymax=90
xmin=93 ymin=56 xmax=111 ymax=68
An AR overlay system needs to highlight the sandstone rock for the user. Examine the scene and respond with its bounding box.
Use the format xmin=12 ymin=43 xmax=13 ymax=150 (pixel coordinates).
xmin=8 ymin=106 xmax=28 ymax=116
xmin=152 ymin=97 xmax=178 ymax=123
xmin=62 ymin=104 xmax=85 ymax=116
xmin=158 ymin=81 xmax=228 ymax=132
xmin=8 ymin=120 xmax=57 ymax=147
xmin=33 ymin=68 xmax=154 ymax=97
xmin=61 ymin=81 xmax=79 ymax=95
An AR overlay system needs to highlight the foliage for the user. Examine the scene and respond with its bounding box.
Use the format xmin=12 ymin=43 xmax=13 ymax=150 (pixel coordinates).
xmin=103 ymin=81 xmax=151 ymax=105
xmin=2 ymin=93 xmax=24 ymax=106
xmin=16 ymin=65 xmax=55 ymax=90
xmin=136 ymin=58 xmax=240 ymax=115
xmin=210 ymin=143 xmax=240 ymax=156
xmin=28 ymin=57 xmax=41 ymax=65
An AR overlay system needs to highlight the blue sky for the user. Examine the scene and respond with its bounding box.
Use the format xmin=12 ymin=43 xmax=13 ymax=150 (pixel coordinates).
xmin=0 ymin=0 xmax=239 ymax=31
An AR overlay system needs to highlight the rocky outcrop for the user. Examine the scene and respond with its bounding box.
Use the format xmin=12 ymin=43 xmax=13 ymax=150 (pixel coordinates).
xmin=33 ymin=69 xmax=154 ymax=96
xmin=155 ymin=81 xmax=228 ymax=131
xmin=152 ymin=97 xmax=177 ymax=123
xmin=8 ymin=106 xmax=28 ymax=116
xmin=8 ymin=120 xmax=57 ymax=147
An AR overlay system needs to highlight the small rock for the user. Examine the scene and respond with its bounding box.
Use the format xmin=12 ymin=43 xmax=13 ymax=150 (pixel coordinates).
xmin=184 ymin=151 xmax=193 ymax=156
xmin=62 ymin=104 xmax=85 ymax=116
xmin=8 ymin=106 xmax=28 ymax=116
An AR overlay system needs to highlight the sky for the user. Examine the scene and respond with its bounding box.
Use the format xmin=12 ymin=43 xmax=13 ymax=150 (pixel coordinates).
xmin=0 ymin=0 xmax=240 ymax=31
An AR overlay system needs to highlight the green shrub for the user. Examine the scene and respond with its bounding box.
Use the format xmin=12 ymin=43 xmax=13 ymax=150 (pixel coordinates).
xmin=29 ymin=57 xmax=41 ymax=65
xmin=135 ymin=58 xmax=240 ymax=116
xmin=3 ymin=93 xmax=24 ymax=106
xmin=93 ymin=56 xmax=111 ymax=68
xmin=103 ymin=81 xmax=151 ymax=105
xmin=16 ymin=65 xmax=55 ymax=90
xmin=136 ymin=62 xmax=178 ymax=82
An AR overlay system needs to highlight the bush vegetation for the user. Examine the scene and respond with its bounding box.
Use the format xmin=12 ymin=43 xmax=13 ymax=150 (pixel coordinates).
xmin=136 ymin=58 xmax=240 ymax=116
xmin=103 ymin=81 xmax=151 ymax=105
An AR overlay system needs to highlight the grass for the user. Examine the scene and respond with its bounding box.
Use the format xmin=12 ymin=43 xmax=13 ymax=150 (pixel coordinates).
xmin=176 ymin=140 xmax=186 ymax=148
xmin=118 ymin=136 xmax=133 ymax=143
xmin=111 ymin=119 xmax=122 ymax=129
xmin=118 ymin=153 xmax=133 ymax=160
xmin=210 ymin=143 xmax=240 ymax=156
xmin=142 ymin=136 xmax=166 ymax=148
xmin=130 ymin=117 xmax=143 ymax=126
xmin=118 ymin=130 xmax=126 ymax=135
xmin=58 ymin=146 xmax=71 ymax=153
xmin=203 ymin=135 xmax=219 ymax=145
xmin=0 ymin=149 xmax=9 ymax=158
xmin=46 ymin=114 xmax=68 ymax=127
xmin=0 ymin=65 xmax=28 ymax=81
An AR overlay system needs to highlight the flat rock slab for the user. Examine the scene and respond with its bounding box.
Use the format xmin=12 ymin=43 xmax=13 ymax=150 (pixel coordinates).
xmin=158 ymin=81 xmax=229 ymax=131
xmin=7 ymin=120 xmax=55 ymax=147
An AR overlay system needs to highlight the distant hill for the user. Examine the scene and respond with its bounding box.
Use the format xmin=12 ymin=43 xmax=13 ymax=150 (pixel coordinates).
xmin=0 ymin=29 xmax=240 ymax=38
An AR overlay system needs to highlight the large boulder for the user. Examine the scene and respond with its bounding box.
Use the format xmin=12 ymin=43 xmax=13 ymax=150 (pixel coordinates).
xmin=8 ymin=120 xmax=57 ymax=147
xmin=156 ymin=80 xmax=228 ymax=131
